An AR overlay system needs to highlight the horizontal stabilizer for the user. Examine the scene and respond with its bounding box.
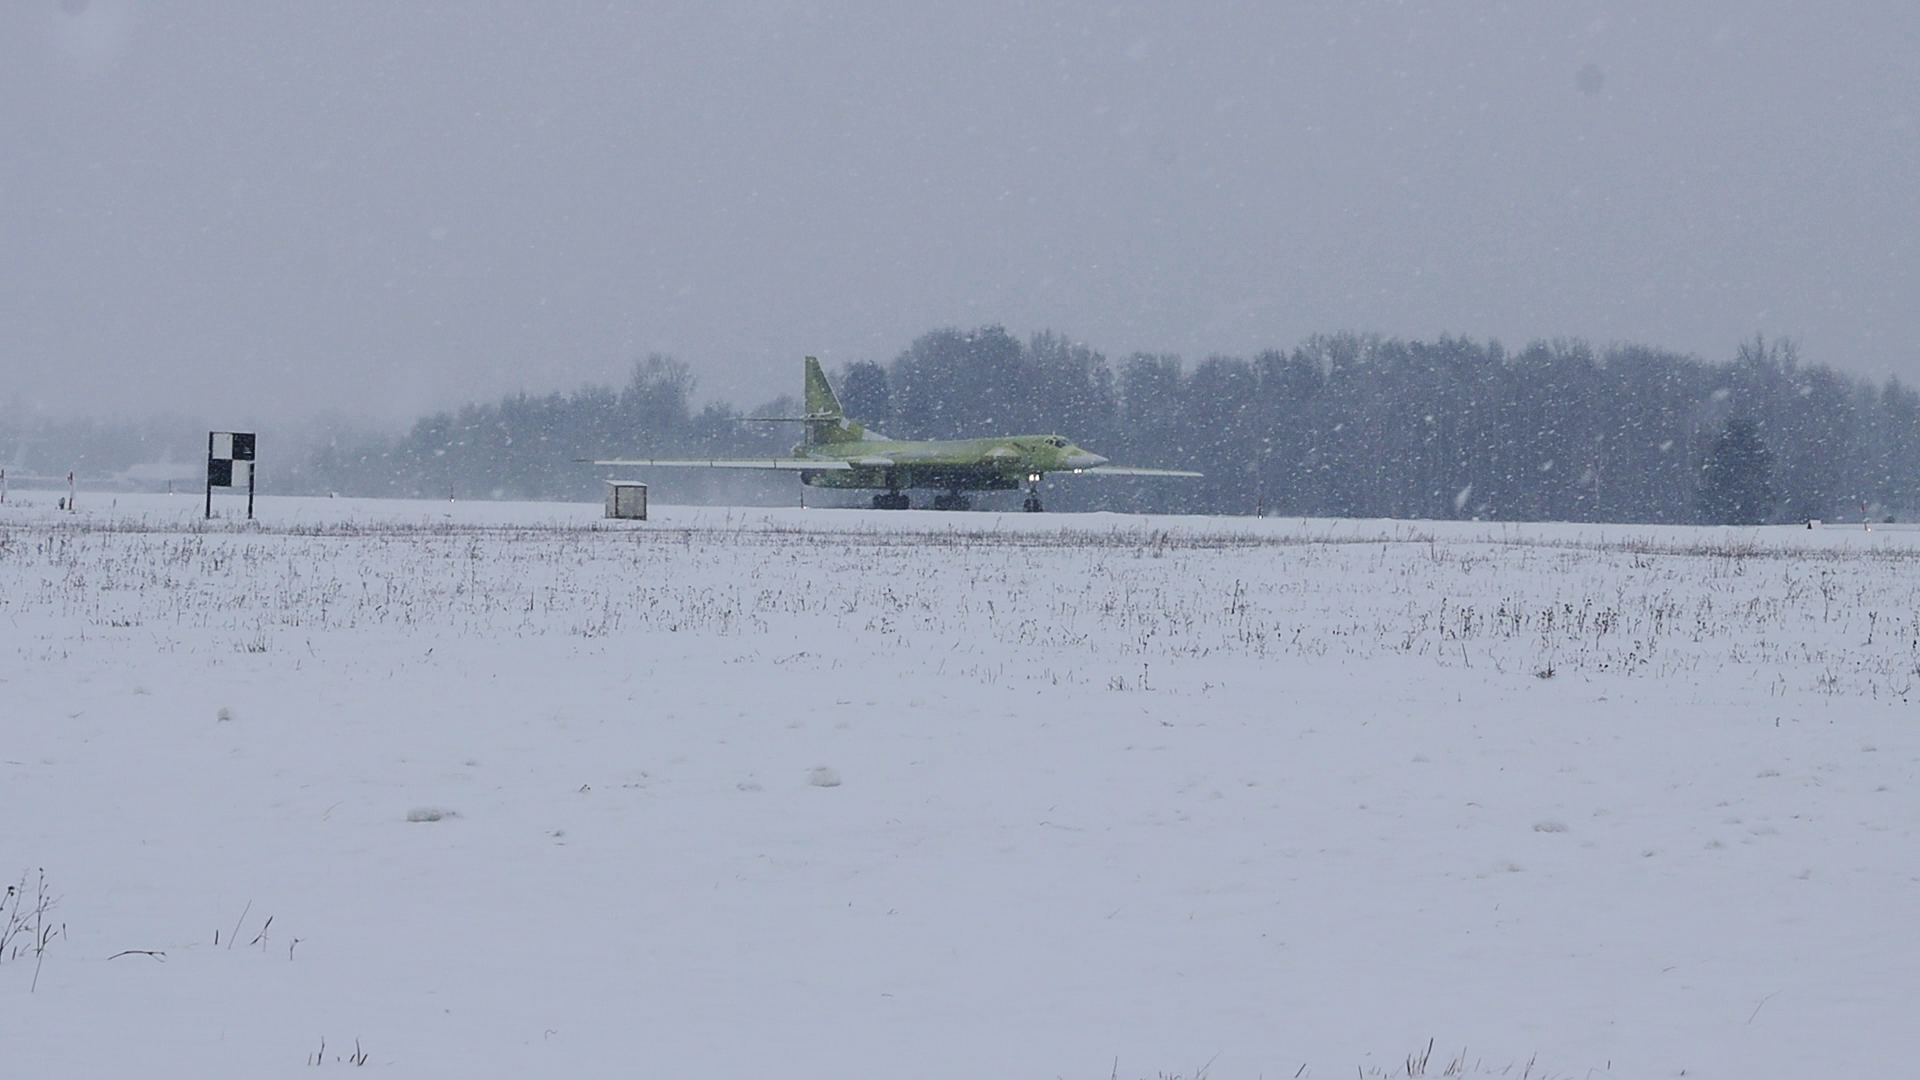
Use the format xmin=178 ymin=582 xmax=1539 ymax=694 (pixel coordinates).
xmin=1071 ymin=465 xmax=1205 ymax=478
xmin=587 ymin=458 xmax=855 ymax=471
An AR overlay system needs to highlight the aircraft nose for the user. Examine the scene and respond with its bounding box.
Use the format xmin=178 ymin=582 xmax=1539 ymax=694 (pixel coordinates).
xmin=1066 ymin=451 xmax=1108 ymax=469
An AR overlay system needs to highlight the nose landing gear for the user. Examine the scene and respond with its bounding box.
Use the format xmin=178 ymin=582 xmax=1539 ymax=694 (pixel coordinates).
xmin=1023 ymin=473 xmax=1044 ymax=513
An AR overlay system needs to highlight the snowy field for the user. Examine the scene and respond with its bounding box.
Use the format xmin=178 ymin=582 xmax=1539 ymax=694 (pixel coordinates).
xmin=4 ymin=492 xmax=1917 ymax=1077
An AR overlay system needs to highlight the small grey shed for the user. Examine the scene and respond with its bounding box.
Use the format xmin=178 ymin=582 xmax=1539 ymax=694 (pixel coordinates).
xmin=604 ymin=481 xmax=648 ymax=520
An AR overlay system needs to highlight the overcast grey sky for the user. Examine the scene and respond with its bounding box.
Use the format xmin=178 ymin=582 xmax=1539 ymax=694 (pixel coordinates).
xmin=4 ymin=1 xmax=1917 ymax=424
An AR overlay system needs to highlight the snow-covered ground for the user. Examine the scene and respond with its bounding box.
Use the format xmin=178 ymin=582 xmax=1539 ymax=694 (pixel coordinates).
xmin=4 ymin=492 xmax=1916 ymax=1077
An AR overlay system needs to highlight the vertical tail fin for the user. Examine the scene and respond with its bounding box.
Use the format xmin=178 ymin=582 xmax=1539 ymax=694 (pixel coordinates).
xmin=800 ymin=356 xmax=868 ymax=446
xmin=804 ymin=356 xmax=844 ymax=420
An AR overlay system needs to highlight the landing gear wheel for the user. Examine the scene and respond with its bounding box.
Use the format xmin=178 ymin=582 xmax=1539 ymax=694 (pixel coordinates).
xmin=933 ymin=492 xmax=972 ymax=511
xmin=1023 ymin=492 xmax=1043 ymax=513
xmin=871 ymin=491 xmax=910 ymax=510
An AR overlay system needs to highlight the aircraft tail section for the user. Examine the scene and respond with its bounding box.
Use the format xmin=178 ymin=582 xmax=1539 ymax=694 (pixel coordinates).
xmin=744 ymin=357 xmax=874 ymax=447
xmin=804 ymin=356 xmax=844 ymax=420
xmin=801 ymin=356 xmax=870 ymax=446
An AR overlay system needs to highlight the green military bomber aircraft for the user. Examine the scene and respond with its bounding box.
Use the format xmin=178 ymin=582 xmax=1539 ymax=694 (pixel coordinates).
xmin=589 ymin=357 xmax=1200 ymax=511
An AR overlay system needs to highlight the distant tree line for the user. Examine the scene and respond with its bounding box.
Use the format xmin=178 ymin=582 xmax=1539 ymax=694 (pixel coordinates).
xmin=302 ymin=327 xmax=1920 ymax=523
xmin=0 ymin=410 xmax=216 ymax=491
xmin=307 ymin=356 xmax=798 ymax=504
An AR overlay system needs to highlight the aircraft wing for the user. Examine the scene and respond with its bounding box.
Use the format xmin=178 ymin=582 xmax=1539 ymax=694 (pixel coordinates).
xmin=1070 ymin=465 xmax=1205 ymax=478
xmin=587 ymin=458 xmax=855 ymax=470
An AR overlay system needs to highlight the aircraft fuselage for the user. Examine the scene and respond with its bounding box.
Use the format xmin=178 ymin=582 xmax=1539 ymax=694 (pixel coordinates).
xmin=795 ymin=435 xmax=1107 ymax=492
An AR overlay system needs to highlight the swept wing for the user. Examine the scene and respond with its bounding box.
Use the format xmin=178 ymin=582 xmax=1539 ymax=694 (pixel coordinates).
xmin=1071 ymin=465 xmax=1204 ymax=478
xmin=588 ymin=457 xmax=854 ymax=470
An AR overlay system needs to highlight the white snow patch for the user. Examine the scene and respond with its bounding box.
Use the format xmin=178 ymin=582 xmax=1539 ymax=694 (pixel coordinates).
xmin=4 ymin=493 xmax=1919 ymax=1076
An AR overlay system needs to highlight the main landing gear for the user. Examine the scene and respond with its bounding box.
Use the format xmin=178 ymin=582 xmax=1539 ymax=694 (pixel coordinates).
xmin=869 ymin=487 xmax=1023 ymax=512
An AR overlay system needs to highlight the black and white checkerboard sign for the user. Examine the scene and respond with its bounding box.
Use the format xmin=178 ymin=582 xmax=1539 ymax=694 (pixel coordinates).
xmin=207 ymin=431 xmax=255 ymax=488
xmin=206 ymin=431 xmax=257 ymax=518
